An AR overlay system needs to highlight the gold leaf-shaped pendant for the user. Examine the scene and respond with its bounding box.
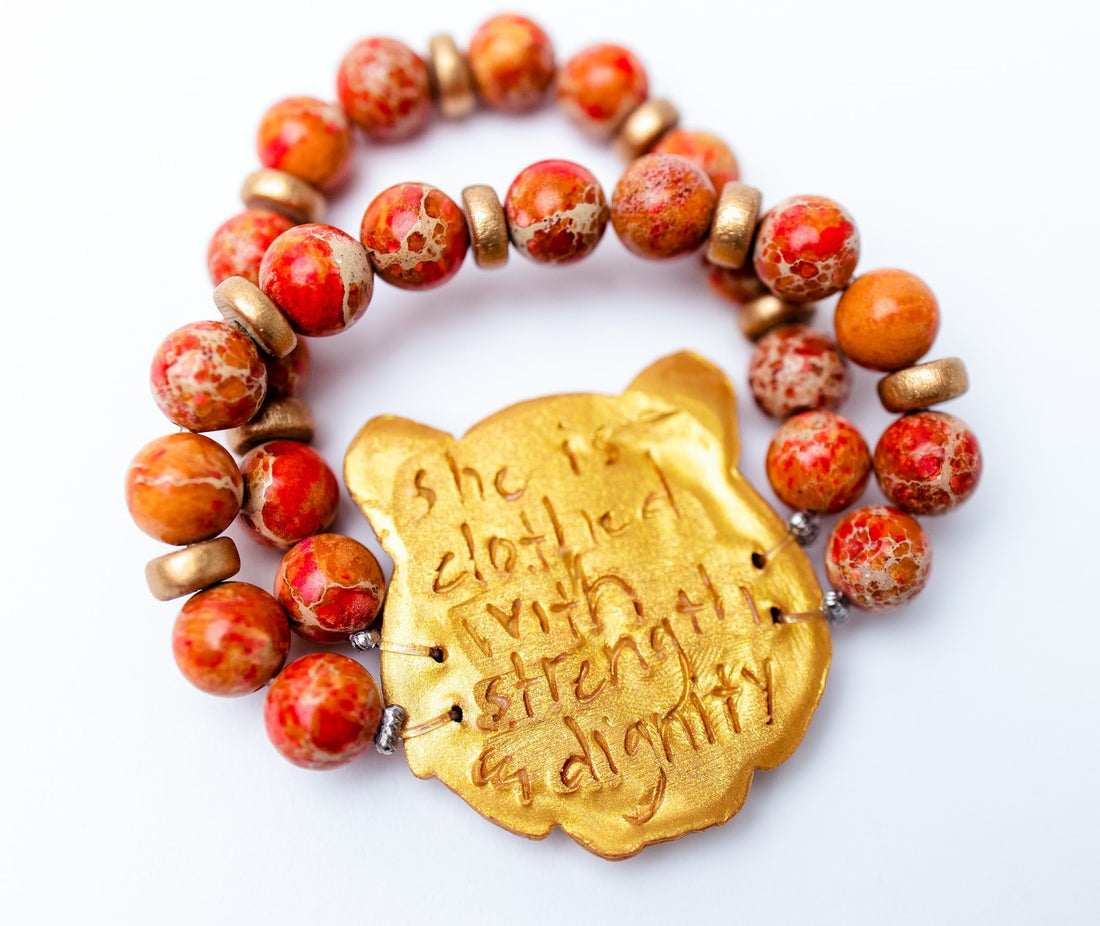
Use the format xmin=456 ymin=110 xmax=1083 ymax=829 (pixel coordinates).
xmin=345 ymin=352 xmax=830 ymax=858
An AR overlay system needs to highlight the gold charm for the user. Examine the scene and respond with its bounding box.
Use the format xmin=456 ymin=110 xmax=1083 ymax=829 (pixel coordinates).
xmin=345 ymin=352 xmax=830 ymax=858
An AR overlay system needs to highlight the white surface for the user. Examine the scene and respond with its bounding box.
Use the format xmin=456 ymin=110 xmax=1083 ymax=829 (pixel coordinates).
xmin=2 ymin=0 xmax=1098 ymax=922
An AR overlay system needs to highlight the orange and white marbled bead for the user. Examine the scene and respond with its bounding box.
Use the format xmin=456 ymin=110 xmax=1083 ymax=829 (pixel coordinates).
xmin=504 ymin=159 xmax=609 ymax=264
xmin=336 ymin=37 xmax=432 ymax=140
xmin=468 ymin=14 xmax=555 ymax=113
xmin=826 ymin=506 xmax=932 ymax=611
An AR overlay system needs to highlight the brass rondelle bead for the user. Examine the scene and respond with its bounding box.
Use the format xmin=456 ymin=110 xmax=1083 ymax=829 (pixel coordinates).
xmin=226 ymin=397 xmax=316 ymax=455
xmin=738 ymin=295 xmax=816 ymax=341
xmin=461 ymin=184 xmax=509 ymax=269
xmin=877 ymin=357 xmax=969 ymax=412
xmin=706 ymin=182 xmax=763 ymax=269
xmin=240 ymin=168 xmax=326 ymax=224
xmin=613 ymin=99 xmax=680 ymax=161
xmin=213 ymin=276 xmax=298 ymax=358
xmin=428 ymin=34 xmax=476 ymax=119
xmin=145 ymin=537 xmax=241 ymax=601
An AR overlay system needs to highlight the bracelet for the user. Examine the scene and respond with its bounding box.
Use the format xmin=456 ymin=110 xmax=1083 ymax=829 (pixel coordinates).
xmin=124 ymin=13 xmax=982 ymax=860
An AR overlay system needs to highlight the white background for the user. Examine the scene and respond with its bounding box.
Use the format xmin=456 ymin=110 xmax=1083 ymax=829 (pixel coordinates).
xmin=2 ymin=0 xmax=1098 ymax=922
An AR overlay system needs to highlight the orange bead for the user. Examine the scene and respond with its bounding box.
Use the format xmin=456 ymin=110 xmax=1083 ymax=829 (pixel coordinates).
xmin=834 ymin=269 xmax=940 ymax=371
xmin=766 ymin=411 xmax=871 ymax=514
xmin=556 ymin=43 xmax=648 ymax=137
xmin=652 ymin=129 xmax=740 ymax=193
xmin=256 ymin=97 xmax=352 ymax=189
xmin=468 ymin=14 xmax=555 ymax=113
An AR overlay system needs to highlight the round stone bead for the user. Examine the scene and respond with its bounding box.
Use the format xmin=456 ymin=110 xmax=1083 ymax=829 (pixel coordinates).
xmin=753 ymin=195 xmax=860 ymax=303
xmin=264 ymin=653 xmax=383 ymax=769
xmin=611 ymin=153 xmax=717 ymax=259
xmin=825 ymin=506 xmax=932 ymax=611
xmin=468 ymin=14 xmax=555 ymax=113
xmin=275 ymin=534 xmax=386 ymax=643
xmin=263 ymin=338 xmax=310 ymax=400
xmin=504 ymin=160 xmax=609 ymax=265
xmin=336 ymin=37 xmax=432 ymax=140
xmin=652 ymin=129 xmax=740 ymax=193
xmin=238 ymin=440 xmax=339 ymax=549
xmin=704 ymin=258 xmax=767 ymax=306
xmin=766 ymin=410 xmax=871 ymax=514
xmin=256 ymin=96 xmax=352 ymax=189
xmin=360 ymin=182 xmax=469 ymax=289
xmin=126 ymin=433 xmax=243 ymax=545
xmin=207 ymin=209 xmax=294 ymax=287
xmin=748 ymin=324 xmax=850 ymax=419
xmin=259 ymin=224 xmax=373 ymax=337
xmin=835 ymin=269 xmax=940 ymax=371
xmin=556 ymin=43 xmax=648 ymax=137
xmin=172 ymin=582 xmax=291 ymax=696
xmin=874 ymin=411 xmax=982 ymax=515
xmin=150 ymin=320 xmax=267 ymax=432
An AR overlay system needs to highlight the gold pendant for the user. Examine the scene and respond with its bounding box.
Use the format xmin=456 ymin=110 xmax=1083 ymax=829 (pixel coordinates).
xmin=345 ymin=352 xmax=830 ymax=858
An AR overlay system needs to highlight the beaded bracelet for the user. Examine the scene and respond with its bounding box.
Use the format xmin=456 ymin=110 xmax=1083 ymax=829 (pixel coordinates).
xmin=124 ymin=13 xmax=982 ymax=860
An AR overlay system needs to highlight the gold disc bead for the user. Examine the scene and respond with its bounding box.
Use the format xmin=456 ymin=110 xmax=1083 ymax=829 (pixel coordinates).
xmin=738 ymin=294 xmax=816 ymax=341
xmin=145 ymin=537 xmax=242 ymax=601
xmin=613 ymin=98 xmax=680 ymax=161
xmin=461 ymin=184 xmax=509 ymax=269
xmin=428 ymin=34 xmax=476 ymax=119
xmin=213 ymin=276 xmax=298 ymax=358
xmin=706 ymin=182 xmax=763 ymax=269
xmin=877 ymin=357 xmax=969 ymax=412
xmin=240 ymin=168 xmax=326 ymax=225
xmin=225 ymin=397 xmax=316 ymax=455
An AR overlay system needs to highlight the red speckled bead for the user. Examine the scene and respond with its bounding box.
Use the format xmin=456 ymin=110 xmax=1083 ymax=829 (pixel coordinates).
xmin=748 ymin=324 xmax=850 ymax=419
xmin=611 ymin=153 xmax=716 ymax=259
xmin=835 ymin=269 xmax=940 ymax=371
xmin=259 ymin=224 xmax=373 ymax=337
xmin=256 ymin=96 xmax=352 ymax=189
xmin=336 ymin=37 xmax=432 ymax=140
xmin=753 ymin=195 xmax=860 ymax=303
xmin=653 ymin=129 xmax=740 ymax=193
xmin=238 ymin=440 xmax=339 ymax=549
xmin=207 ymin=209 xmax=294 ymax=287
xmin=468 ymin=14 xmax=555 ymax=113
xmin=556 ymin=43 xmax=648 ymax=137
xmin=263 ymin=338 xmax=310 ymax=401
xmin=125 ymin=433 xmax=242 ymax=544
xmin=504 ymin=160 xmax=609 ymax=264
xmin=874 ymin=411 xmax=982 ymax=515
xmin=264 ymin=653 xmax=382 ymax=769
xmin=826 ymin=506 xmax=932 ymax=611
xmin=766 ymin=410 xmax=871 ymax=514
xmin=359 ymin=182 xmax=469 ymax=289
xmin=150 ymin=320 xmax=267 ymax=432
xmin=275 ymin=534 xmax=386 ymax=643
xmin=172 ymin=582 xmax=291 ymax=696
xmin=704 ymin=257 xmax=767 ymax=306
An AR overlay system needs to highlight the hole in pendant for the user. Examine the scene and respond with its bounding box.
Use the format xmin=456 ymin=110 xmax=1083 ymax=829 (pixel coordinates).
xmin=769 ymin=606 xmax=783 ymax=624
xmin=429 ymin=646 xmax=446 ymax=663
xmin=751 ymin=552 xmax=766 ymax=569
xmin=449 ymin=705 xmax=464 ymax=723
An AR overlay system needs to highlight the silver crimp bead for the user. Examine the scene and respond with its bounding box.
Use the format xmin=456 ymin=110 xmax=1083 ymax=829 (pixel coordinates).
xmin=822 ymin=589 xmax=850 ymax=625
xmin=349 ymin=628 xmax=382 ymax=651
xmin=375 ymin=705 xmax=408 ymax=756
xmin=787 ymin=510 xmax=820 ymax=546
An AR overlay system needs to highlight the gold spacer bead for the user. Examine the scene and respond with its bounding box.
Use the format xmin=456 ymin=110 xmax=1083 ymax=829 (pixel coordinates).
xmin=145 ymin=537 xmax=241 ymax=601
xmin=213 ymin=276 xmax=297 ymax=358
xmin=706 ymin=182 xmax=762 ymax=269
xmin=225 ymin=397 xmax=316 ymax=455
xmin=240 ymin=168 xmax=326 ymax=224
xmin=738 ymin=295 xmax=816 ymax=341
xmin=461 ymin=184 xmax=509 ymax=270
xmin=613 ymin=99 xmax=680 ymax=161
xmin=428 ymin=34 xmax=476 ymax=119
xmin=877 ymin=357 xmax=969 ymax=412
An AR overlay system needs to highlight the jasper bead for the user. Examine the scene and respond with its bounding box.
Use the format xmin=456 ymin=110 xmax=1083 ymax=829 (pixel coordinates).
xmin=874 ymin=411 xmax=982 ymax=515
xmin=611 ymin=153 xmax=716 ymax=259
xmin=835 ymin=269 xmax=940 ymax=371
xmin=336 ymin=37 xmax=432 ymax=140
xmin=748 ymin=324 xmax=850 ymax=419
xmin=826 ymin=506 xmax=932 ymax=611
xmin=257 ymin=96 xmax=352 ymax=189
xmin=556 ymin=43 xmax=648 ymax=137
xmin=173 ymin=582 xmax=291 ymax=696
xmin=652 ymin=129 xmax=740 ymax=193
xmin=207 ymin=209 xmax=294 ymax=286
xmin=150 ymin=321 xmax=267 ymax=432
xmin=468 ymin=14 xmax=555 ymax=113
xmin=753 ymin=195 xmax=860 ymax=303
xmin=360 ymin=182 xmax=469 ymax=289
xmin=275 ymin=534 xmax=386 ymax=643
xmin=505 ymin=160 xmax=609 ymax=264
xmin=704 ymin=258 xmax=767 ymax=306
xmin=126 ymin=433 xmax=243 ymax=544
xmin=263 ymin=338 xmax=310 ymax=400
xmin=238 ymin=440 xmax=339 ymax=549
xmin=259 ymin=224 xmax=373 ymax=337
xmin=264 ymin=653 xmax=382 ymax=769
xmin=766 ymin=410 xmax=871 ymax=514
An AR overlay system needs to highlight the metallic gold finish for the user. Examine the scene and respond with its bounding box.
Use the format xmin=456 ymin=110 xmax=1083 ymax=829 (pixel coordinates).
xmin=461 ymin=185 xmax=509 ymax=269
xmin=706 ymin=183 xmax=762 ymax=269
xmin=613 ymin=99 xmax=680 ymax=161
xmin=145 ymin=537 xmax=241 ymax=601
xmin=738 ymin=295 xmax=816 ymax=341
xmin=226 ymin=397 xmax=315 ymax=455
xmin=346 ymin=352 xmax=829 ymax=859
xmin=240 ymin=168 xmax=326 ymax=224
xmin=428 ymin=34 xmax=476 ymax=119
xmin=878 ymin=357 xmax=969 ymax=412
xmin=213 ymin=276 xmax=297 ymax=358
